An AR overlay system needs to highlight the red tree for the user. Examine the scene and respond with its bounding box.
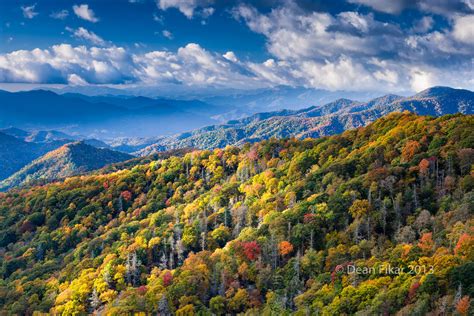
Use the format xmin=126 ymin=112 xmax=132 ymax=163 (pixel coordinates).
xmin=242 ymin=241 xmax=261 ymax=261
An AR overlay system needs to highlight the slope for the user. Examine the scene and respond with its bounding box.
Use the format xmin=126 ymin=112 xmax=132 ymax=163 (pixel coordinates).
xmin=0 ymin=112 xmax=472 ymax=315
xmin=0 ymin=142 xmax=133 ymax=191
xmin=0 ymin=132 xmax=68 ymax=180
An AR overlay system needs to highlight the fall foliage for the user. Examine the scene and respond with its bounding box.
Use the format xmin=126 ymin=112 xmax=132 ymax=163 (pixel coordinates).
xmin=0 ymin=112 xmax=473 ymax=315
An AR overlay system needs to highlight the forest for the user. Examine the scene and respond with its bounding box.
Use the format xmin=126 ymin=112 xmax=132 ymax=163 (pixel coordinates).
xmin=0 ymin=112 xmax=473 ymax=315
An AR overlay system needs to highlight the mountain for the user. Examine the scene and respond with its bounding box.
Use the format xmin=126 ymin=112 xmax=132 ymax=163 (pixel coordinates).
xmin=0 ymin=90 xmax=225 ymax=138
xmin=0 ymin=127 xmax=78 ymax=142
xmin=0 ymin=132 xmax=68 ymax=181
xmin=0 ymin=142 xmax=133 ymax=191
xmin=201 ymin=85 xmax=384 ymax=112
xmin=62 ymin=93 xmax=225 ymax=115
xmin=0 ymin=127 xmax=113 ymax=181
xmin=138 ymin=87 xmax=473 ymax=155
xmin=0 ymin=89 xmax=126 ymax=126
xmin=0 ymin=127 xmax=30 ymax=138
xmin=0 ymin=112 xmax=472 ymax=315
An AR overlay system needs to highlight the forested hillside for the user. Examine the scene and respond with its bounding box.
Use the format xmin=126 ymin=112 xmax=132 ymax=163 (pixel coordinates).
xmin=0 ymin=142 xmax=133 ymax=191
xmin=0 ymin=112 xmax=473 ymax=315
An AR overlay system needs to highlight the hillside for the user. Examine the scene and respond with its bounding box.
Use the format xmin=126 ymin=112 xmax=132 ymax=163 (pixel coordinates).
xmin=0 ymin=142 xmax=133 ymax=191
xmin=0 ymin=128 xmax=112 ymax=181
xmin=0 ymin=112 xmax=472 ymax=315
xmin=0 ymin=132 xmax=68 ymax=181
xmin=138 ymin=87 xmax=473 ymax=155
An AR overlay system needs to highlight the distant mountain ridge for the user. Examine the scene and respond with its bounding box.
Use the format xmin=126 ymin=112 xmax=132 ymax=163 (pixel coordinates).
xmin=0 ymin=89 xmax=226 ymax=137
xmin=137 ymin=86 xmax=473 ymax=155
xmin=0 ymin=142 xmax=133 ymax=191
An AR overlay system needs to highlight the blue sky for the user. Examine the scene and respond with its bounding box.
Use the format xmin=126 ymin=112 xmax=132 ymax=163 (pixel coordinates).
xmin=0 ymin=0 xmax=473 ymax=93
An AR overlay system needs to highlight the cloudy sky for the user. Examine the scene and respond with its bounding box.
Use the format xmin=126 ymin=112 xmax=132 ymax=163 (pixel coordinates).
xmin=0 ymin=0 xmax=473 ymax=93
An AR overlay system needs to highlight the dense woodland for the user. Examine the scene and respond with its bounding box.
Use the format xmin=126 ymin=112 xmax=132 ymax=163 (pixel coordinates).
xmin=0 ymin=112 xmax=473 ymax=315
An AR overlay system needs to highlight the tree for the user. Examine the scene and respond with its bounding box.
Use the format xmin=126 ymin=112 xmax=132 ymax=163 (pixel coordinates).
xmin=242 ymin=241 xmax=261 ymax=261
xmin=89 ymin=288 xmax=101 ymax=312
xmin=402 ymin=140 xmax=421 ymax=162
xmin=158 ymin=294 xmax=172 ymax=316
xmin=349 ymin=199 xmax=372 ymax=240
xmin=418 ymin=232 xmax=434 ymax=254
xmin=126 ymin=252 xmax=140 ymax=286
xmin=456 ymin=296 xmax=471 ymax=315
xmin=454 ymin=233 xmax=474 ymax=260
xmin=279 ymin=241 xmax=294 ymax=256
xmin=228 ymin=288 xmax=249 ymax=313
xmin=210 ymin=295 xmax=226 ymax=315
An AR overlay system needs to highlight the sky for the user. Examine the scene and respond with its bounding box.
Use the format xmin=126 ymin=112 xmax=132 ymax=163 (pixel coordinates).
xmin=0 ymin=0 xmax=473 ymax=93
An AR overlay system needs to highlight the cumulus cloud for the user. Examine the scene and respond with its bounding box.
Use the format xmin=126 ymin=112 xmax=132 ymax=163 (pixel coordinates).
xmin=1 ymin=2 xmax=473 ymax=93
xmin=0 ymin=43 xmax=264 ymax=89
xmin=66 ymin=27 xmax=106 ymax=46
xmin=21 ymin=4 xmax=39 ymax=19
xmin=452 ymin=15 xmax=474 ymax=44
xmin=50 ymin=10 xmax=69 ymax=20
xmin=156 ymin=0 xmax=214 ymax=19
xmin=348 ymin=0 xmax=410 ymax=14
xmin=232 ymin=3 xmax=473 ymax=91
xmin=133 ymin=43 xmax=262 ymax=88
xmin=0 ymin=44 xmax=134 ymax=84
xmin=349 ymin=0 xmax=473 ymax=16
xmin=223 ymin=51 xmax=238 ymax=63
xmin=73 ymin=4 xmax=99 ymax=22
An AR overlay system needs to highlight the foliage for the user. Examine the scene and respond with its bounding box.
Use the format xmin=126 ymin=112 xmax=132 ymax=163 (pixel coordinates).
xmin=0 ymin=112 xmax=473 ymax=315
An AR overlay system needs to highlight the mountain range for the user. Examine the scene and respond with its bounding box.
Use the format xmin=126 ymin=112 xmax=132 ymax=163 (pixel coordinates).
xmin=0 ymin=86 xmax=472 ymax=190
xmin=137 ymin=86 xmax=474 ymax=155
xmin=0 ymin=89 xmax=227 ymax=138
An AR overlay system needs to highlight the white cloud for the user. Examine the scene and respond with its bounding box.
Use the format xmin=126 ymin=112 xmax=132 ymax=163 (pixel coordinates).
xmin=50 ymin=10 xmax=69 ymax=20
xmin=410 ymin=69 xmax=437 ymax=91
xmin=348 ymin=0 xmax=411 ymax=14
xmin=411 ymin=16 xmax=434 ymax=33
xmin=0 ymin=40 xmax=471 ymax=92
xmin=0 ymin=44 xmax=135 ymax=84
xmin=349 ymin=0 xmax=473 ymax=16
xmin=0 ymin=43 xmax=262 ymax=89
xmin=72 ymin=4 xmax=99 ymax=22
xmin=1 ymin=3 xmax=473 ymax=92
xmin=452 ymin=15 xmax=474 ymax=44
xmin=68 ymin=73 xmax=88 ymax=85
xmin=21 ymin=4 xmax=39 ymax=19
xmin=162 ymin=30 xmax=173 ymax=39
xmin=223 ymin=51 xmax=238 ymax=62
xmin=66 ymin=27 xmax=105 ymax=46
xmin=232 ymin=3 xmax=474 ymax=91
xmin=156 ymin=0 xmax=213 ymax=19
